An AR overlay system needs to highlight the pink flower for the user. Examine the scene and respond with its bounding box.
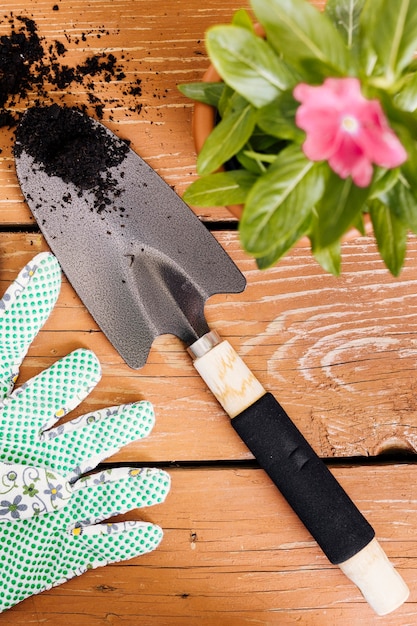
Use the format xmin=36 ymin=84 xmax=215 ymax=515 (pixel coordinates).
xmin=293 ymin=77 xmax=407 ymax=187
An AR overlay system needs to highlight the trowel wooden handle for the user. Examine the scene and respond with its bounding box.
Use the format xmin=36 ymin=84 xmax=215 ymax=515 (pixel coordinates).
xmin=188 ymin=332 xmax=409 ymax=616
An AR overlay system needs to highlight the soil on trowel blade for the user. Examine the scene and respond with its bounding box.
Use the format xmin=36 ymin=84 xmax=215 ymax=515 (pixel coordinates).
xmin=15 ymin=105 xmax=130 ymax=213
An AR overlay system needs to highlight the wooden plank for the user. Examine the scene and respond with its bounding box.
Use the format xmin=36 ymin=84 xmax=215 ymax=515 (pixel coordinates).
xmin=0 ymin=0 xmax=326 ymax=226
xmin=0 ymin=464 xmax=415 ymax=625
xmin=1 ymin=232 xmax=417 ymax=463
xmin=0 ymin=0 xmax=242 ymax=224
xmin=1 ymin=1 xmax=416 ymax=625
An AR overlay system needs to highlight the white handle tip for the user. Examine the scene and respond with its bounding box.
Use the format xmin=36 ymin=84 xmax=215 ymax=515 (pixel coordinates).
xmin=339 ymin=538 xmax=409 ymax=615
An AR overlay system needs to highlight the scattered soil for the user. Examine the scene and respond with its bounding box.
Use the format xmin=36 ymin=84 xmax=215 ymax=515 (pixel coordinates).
xmin=15 ymin=104 xmax=129 ymax=190
xmin=0 ymin=13 xmax=143 ymax=128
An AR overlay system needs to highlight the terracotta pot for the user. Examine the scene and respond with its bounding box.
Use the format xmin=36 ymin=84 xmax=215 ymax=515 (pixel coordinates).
xmin=192 ymin=65 xmax=244 ymax=220
xmin=192 ymin=25 xmax=267 ymax=220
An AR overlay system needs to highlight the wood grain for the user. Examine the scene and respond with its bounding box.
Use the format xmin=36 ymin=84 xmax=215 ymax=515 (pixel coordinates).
xmin=1 ymin=465 xmax=416 ymax=625
xmin=0 ymin=0 xmax=416 ymax=623
xmin=3 ymin=231 xmax=417 ymax=462
xmin=0 ymin=0 xmax=325 ymax=225
xmin=0 ymin=0 xmax=251 ymax=224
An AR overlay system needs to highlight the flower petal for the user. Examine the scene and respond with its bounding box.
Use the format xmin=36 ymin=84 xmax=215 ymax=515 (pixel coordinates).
xmin=359 ymin=127 xmax=407 ymax=168
xmin=302 ymin=129 xmax=340 ymax=161
xmin=293 ymin=76 xmax=407 ymax=186
xmin=329 ymin=133 xmax=373 ymax=187
xmin=351 ymin=158 xmax=374 ymax=187
xmin=296 ymin=105 xmax=340 ymax=135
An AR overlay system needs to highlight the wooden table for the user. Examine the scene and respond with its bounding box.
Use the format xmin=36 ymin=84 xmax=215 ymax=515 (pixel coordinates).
xmin=0 ymin=1 xmax=416 ymax=624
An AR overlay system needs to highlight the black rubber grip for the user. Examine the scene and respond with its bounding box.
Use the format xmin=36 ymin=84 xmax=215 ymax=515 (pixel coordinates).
xmin=232 ymin=393 xmax=375 ymax=564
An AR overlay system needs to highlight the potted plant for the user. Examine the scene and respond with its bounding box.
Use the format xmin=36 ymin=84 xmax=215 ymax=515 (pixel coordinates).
xmin=179 ymin=0 xmax=417 ymax=276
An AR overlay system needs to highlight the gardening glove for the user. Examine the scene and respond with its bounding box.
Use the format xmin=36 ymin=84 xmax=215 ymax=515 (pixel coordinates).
xmin=0 ymin=252 xmax=61 ymax=398
xmin=0 ymin=347 xmax=170 ymax=612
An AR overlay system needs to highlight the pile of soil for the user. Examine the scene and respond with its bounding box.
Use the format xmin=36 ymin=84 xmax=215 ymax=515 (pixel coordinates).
xmin=14 ymin=104 xmax=129 ymax=191
xmin=15 ymin=104 xmax=131 ymax=214
xmin=0 ymin=13 xmax=143 ymax=128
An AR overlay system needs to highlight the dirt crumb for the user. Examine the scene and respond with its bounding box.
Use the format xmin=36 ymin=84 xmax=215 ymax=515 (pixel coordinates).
xmin=0 ymin=13 xmax=143 ymax=127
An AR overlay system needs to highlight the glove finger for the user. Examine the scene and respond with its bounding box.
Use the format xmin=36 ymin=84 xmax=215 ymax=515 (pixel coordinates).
xmin=53 ymin=401 xmax=156 ymax=480
xmin=71 ymin=467 xmax=171 ymax=524
xmin=1 ymin=349 xmax=101 ymax=438
xmin=0 ymin=253 xmax=61 ymax=397
xmin=0 ymin=520 xmax=162 ymax=613
xmin=71 ymin=521 xmax=164 ymax=569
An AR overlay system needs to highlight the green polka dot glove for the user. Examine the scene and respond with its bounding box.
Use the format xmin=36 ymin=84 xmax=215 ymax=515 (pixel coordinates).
xmin=0 ymin=257 xmax=171 ymax=611
xmin=0 ymin=252 xmax=61 ymax=398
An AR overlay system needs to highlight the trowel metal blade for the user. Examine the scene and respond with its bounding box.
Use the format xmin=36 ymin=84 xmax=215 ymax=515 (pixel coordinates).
xmin=15 ymin=106 xmax=246 ymax=368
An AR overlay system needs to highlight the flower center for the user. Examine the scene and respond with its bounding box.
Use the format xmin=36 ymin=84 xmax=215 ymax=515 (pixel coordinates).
xmin=341 ymin=115 xmax=359 ymax=134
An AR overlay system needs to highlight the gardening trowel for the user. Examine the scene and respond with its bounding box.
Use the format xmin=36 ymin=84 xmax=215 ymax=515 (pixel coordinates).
xmin=15 ymin=105 xmax=408 ymax=615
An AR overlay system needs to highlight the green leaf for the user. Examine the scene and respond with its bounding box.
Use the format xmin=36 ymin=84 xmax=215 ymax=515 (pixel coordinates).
xmin=183 ymin=170 xmax=258 ymax=207
xmin=256 ymin=214 xmax=311 ymax=270
xmin=396 ymin=128 xmax=417 ymax=196
xmin=251 ymin=0 xmax=351 ymax=76
xmin=350 ymin=210 xmax=366 ymax=236
xmin=197 ymin=101 xmax=258 ymax=175
xmin=255 ymin=213 xmax=313 ymax=268
xmin=178 ymin=82 xmax=225 ymax=107
xmin=239 ymin=144 xmax=328 ymax=257
xmin=206 ymin=25 xmax=295 ymax=108
xmin=395 ymin=71 xmax=417 ymax=112
xmin=360 ymin=0 xmax=417 ymax=83
xmin=232 ymin=9 xmax=255 ymax=31
xmin=313 ymin=173 xmax=370 ymax=249
xmin=325 ymin=0 xmax=365 ymax=51
xmin=233 ymin=131 xmax=284 ymax=174
xmin=383 ymin=177 xmax=417 ymax=234
xmin=257 ymin=91 xmax=304 ymax=142
xmin=313 ymin=240 xmax=342 ymax=276
xmin=242 ymin=151 xmax=277 ymax=165
xmin=296 ymin=58 xmax=345 ymax=81
xmin=218 ymin=85 xmax=236 ymax=118
xmin=235 ymin=149 xmax=269 ymax=174
xmin=376 ymin=92 xmax=417 ymax=141
xmin=249 ymin=130 xmax=284 ymax=152
xmin=369 ymin=167 xmax=400 ymax=199
xmin=369 ymin=198 xmax=408 ymax=275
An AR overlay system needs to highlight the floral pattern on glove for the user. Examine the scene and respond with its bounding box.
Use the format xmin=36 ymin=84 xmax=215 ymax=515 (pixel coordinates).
xmin=0 ymin=461 xmax=71 ymax=521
